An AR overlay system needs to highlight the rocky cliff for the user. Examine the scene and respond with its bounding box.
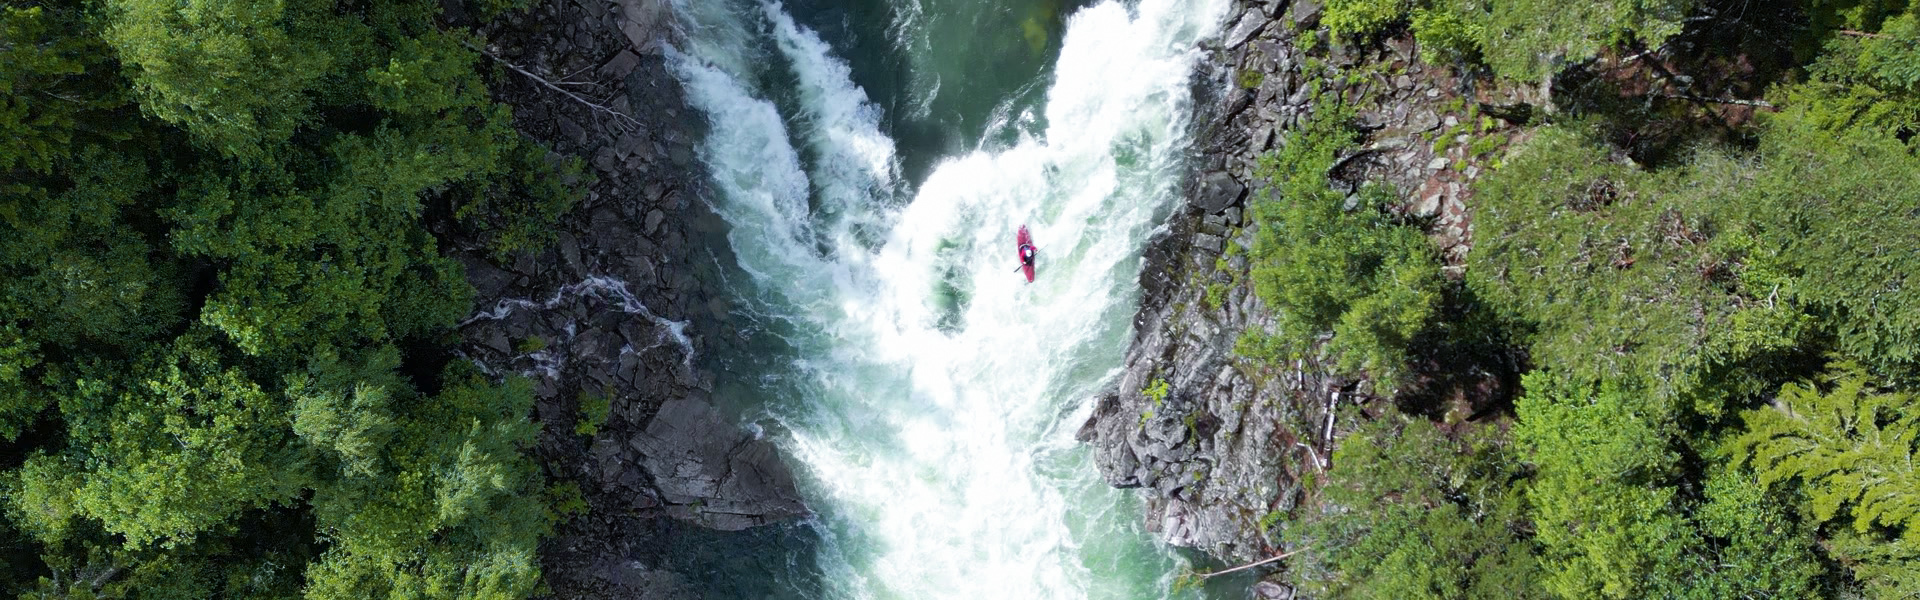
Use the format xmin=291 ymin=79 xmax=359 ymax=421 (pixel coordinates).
xmin=1079 ymin=0 xmax=1526 ymax=593
xmin=454 ymin=0 xmax=807 ymax=597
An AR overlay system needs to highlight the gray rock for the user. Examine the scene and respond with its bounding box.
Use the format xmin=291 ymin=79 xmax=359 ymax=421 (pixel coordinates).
xmin=1415 ymin=187 xmax=1444 ymax=217
xmin=1290 ymin=0 xmax=1322 ymax=27
xmin=1286 ymin=83 xmax=1310 ymax=107
xmin=1194 ymin=233 xmax=1226 ymax=255
xmin=616 ymin=132 xmax=648 ymax=160
xmin=1224 ymin=10 xmax=1267 ymax=49
xmin=1196 ymin=172 xmax=1246 ymax=214
xmin=645 ymin=208 xmax=666 ymax=235
xmin=1329 ymin=40 xmax=1358 ymax=67
xmin=1253 ymin=580 xmax=1293 ymax=599
xmin=631 ymin=397 xmax=807 ymax=530
xmin=593 ymin=146 xmax=620 ymax=174
xmin=617 ymin=0 xmax=669 ymax=52
xmin=559 ymin=117 xmax=589 ymax=146
xmin=600 ymin=49 xmax=641 ymax=78
xmin=1225 ymin=87 xmax=1255 ymax=118
xmin=570 ymin=0 xmax=607 ymax=20
xmin=1407 ymin=109 xmax=1440 ymax=132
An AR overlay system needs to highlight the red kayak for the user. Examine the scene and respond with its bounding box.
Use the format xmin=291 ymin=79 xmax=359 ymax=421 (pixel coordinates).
xmin=1016 ymin=225 xmax=1036 ymax=283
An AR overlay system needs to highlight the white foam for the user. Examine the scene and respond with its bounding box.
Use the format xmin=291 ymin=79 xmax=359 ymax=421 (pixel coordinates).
xmin=668 ymin=0 xmax=1231 ymax=597
xmin=462 ymin=276 xmax=695 ymax=373
xmin=764 ymin=1 xmax=900 ymax=221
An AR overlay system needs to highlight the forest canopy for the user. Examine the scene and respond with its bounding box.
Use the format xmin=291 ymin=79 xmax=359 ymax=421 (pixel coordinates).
xmin=1250 ymin=0 xmax=1920 ymax=598
xmin=0 ymin=0 xmax=578 ymax=595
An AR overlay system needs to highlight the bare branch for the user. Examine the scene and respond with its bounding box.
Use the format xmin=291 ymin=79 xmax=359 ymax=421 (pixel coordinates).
xmin=1653 ymin=94 xmax=1775 ymax=109
xmin=1294 ymin=441 xmax=1326 ymax=471
xmin=464 ymin=41 xmax=641 ymax=128
xmin=86 ymin=565 xmax=123 ymax=590
xmin=1199 ymin=548 xmax=1311 ymax=579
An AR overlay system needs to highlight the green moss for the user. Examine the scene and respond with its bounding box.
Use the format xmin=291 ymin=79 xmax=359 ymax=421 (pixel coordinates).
xmin=515 ymin=335 xmax=547 ymax=354
xmin=1238 ymin=68 xmax=1267 ymax=90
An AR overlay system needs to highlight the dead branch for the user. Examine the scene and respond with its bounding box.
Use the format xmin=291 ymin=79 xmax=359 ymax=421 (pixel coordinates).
xmin=464 ymin=41 xmax=642 ymax=128
xmin=1839 ymin=29 xmax=1888 ymax=39
xmin=1294 ymin=441 xmax=1326 ymax=471
xmin=1323 ymin=389 xmax=1338 ymax=447
xmin=1200 ymin=548 xmax=1310 ymax=579
xmin=1653 ymin=94 xmax=1775 ymax=109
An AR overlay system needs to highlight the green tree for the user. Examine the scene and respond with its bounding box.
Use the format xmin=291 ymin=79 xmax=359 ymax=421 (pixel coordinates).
xmin=1738 ymin=365 xmax=1920 ymax=595
xmin=1319 ymin=0 xmax=1696 ymax=81
xmin=101 ymin=0 xmax=330 ymax=158
xmin=11 ymin=333 xmax=306 ymax=549
xmin=1513 ymin=373 xmax=1695 ymax=599
xmin=0 ymin=0 xmax=578 ymax=594
xmin=302 ymin=371 xmax=550 ymax=600
xmin=1475 ymin=0 xmax=1693 ymax=81
xmin=1244 ymin=100 xmax=1442 ymax=390
xmin=1288 ymin=417 xmax=1541 ymax=599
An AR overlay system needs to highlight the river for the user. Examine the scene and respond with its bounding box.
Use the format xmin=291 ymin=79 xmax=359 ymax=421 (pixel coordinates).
xmin=662 ymin=0 xmax=1235 ymax=597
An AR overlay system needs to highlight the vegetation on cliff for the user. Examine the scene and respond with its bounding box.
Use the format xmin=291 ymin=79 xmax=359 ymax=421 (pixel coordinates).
xmin=1241 ymin=101 xmax=1442 ymax=393
xmin=1247 ymin=1 xmax=1920 ymax=597
xmin=0 ymin=0 xmax=580 ymax=595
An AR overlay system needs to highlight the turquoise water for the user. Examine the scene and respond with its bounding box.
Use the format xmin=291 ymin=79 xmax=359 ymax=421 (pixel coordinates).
xmin=665 ymin=0 xmax=1238 ymax=597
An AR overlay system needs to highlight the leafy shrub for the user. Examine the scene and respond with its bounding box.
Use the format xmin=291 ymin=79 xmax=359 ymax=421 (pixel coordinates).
xmin=1287 ymin=417 xmax=1540 ymax=599
xmin=1324 ymin=0 xmax=1410 ymax=36
xmin=1243 ymin=101 xmax=1441 ymax=391
xmin=576 ymin=390 xmax=612 ymax=436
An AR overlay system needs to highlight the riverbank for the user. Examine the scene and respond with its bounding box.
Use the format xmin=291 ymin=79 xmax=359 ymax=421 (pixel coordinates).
xmin=457 ymin=0 xmax=810 ymax=596
xmin=1080 ymin=0 xmax=1531 ymax=595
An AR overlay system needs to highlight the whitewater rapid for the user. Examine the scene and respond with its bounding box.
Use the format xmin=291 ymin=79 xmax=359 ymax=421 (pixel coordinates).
xmin=666 ymin=0 xmax=1231 ymax=597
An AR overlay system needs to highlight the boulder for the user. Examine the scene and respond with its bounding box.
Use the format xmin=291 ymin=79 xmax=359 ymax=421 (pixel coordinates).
xmin=631 ymin=397 xmax=808 ymax=531
xmin=1289 ymin=0 xmax=1322 ymax=27
xmin=1254 ymin=580 xmax=1294 ymax=599
xmin=1196 ymin=171 xmax=1247 ymax=214
xmin=1224 ymin=10 xmax=1268 ymax=49
xmin=617 ymin=0 xmax=669 ymax=53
